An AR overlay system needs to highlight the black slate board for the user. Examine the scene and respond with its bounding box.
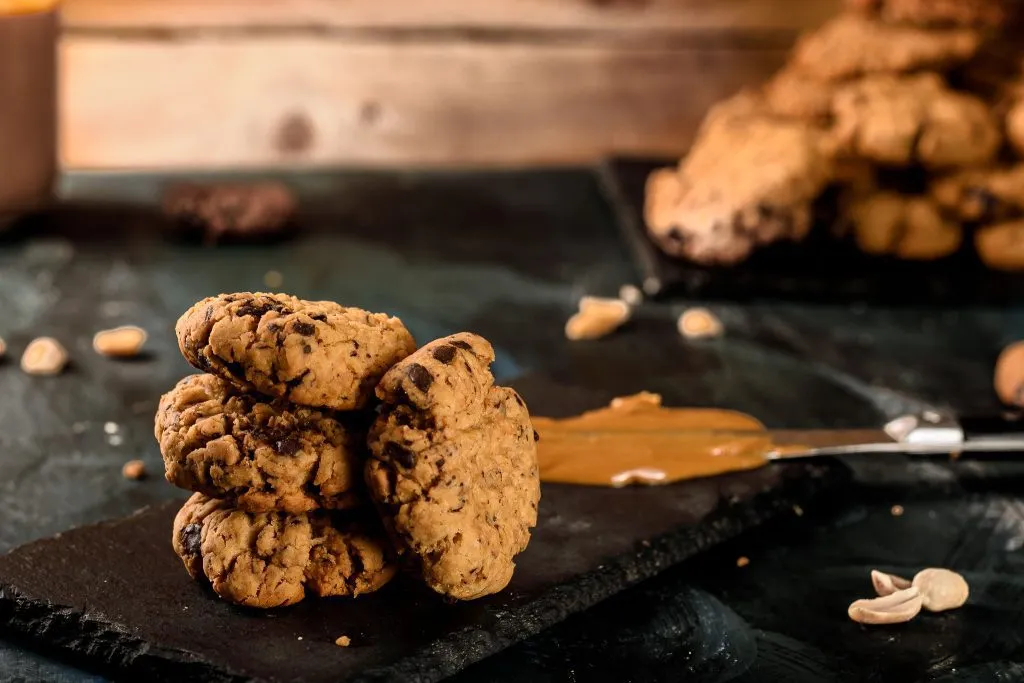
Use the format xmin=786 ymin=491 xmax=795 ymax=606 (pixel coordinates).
xmin=0 ymin=462 xmax=844 ymax=683
xmin=596 ymin=156 xmax=1024 ymax=305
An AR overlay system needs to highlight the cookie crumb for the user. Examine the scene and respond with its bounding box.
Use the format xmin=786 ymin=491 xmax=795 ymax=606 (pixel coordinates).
xmin=21 ymin=337 xmax=67 ymax=376
xmin=736 ymin=556 xmax=750 ymax=568
xmin=335 ymin=636 xmax=352 ymax=647
xmin=891 ymin=504 xmax=904 ymax=517
xmin=677 ymin=308 xmax=723 ymax=340
xmin=618 ymin=284 xmax=643 ymax=307
xmin=565 ymin=297 xmax=630 ymax=341
xmin=93 ymin=326 xmax=147 ymax=358
xmin=263 ymin=270 xmax=284 ymax=288
xmin=122 ymin=459 xmax=146 ymax=480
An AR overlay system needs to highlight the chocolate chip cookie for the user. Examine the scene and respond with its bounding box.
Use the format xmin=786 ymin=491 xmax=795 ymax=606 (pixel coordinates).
xmin=830 ymin=73 xmax=1001 ymax=169
xmin=365 ymin=333 xmax=540 ymax=600
xmin=162 ymin=182 xmax=297 ymax=245
xmin=847 ymin=0 xmax=1007 ymax=27
xmin=644 ymin=93 xmax=833 ymax=265
xmin=173 ymin=492 xmax=395 ymax=608
xmin=156 ymin=374 xmax=366 ymax=513
xmin=790 ymin=14 xmax=981 ymax=81
xmin=975 ymin=220 xmax=1024 ymax=270
xmin=845 ymin=192 xmax=963 ymax=259
xmin=176 ymin=292 xmax=417 ymax=411
xmin=763 ymin=69 xmax=837 ymax=122
xmin=931 ymin=165 xmax=1024 ymax=223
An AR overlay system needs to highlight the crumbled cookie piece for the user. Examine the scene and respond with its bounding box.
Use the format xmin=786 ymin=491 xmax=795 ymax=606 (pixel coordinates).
xmin=645 ymin=93 xmax=832 ymax=265
xmin=846 ymin=0 xmax=1006 ymax=26
xmin=172 ymin=492 xmax=395 ymax=608
xmin=162 ymin=181 xmax=297 ymax=244
xmin=790 ymin=15 xmax=982 ymax=81
xmin=830 ymin=73 xmax=1000 ymax=170
xmin=975 ymin=220 xmax=1024 ymax=270
xmin=366 ymin=333 xmax=540 ymax=601
xmin=335 ymin=636 xmax=352 ymax=647
xmin=677 ymin=308 xmax=724 ymax=339
xmin=175 ymin=292 xmax=416 ymax=410
xmin=156 ymin=374 xmax=366 ymax=513
xmin=994 ymin=340 xmax=1024 ymax=406
xmin=93 ymin=326 xmax=147 ymax=358
xmin=931 ymin=165 xmax=1024 ymax=223
xmin=846 ymin=192 xmax=962 ymax=260
xmin=565 ymin=297 xmax=631 ymax=341
xmin=21 ymin=337 xmax=67 ymax=376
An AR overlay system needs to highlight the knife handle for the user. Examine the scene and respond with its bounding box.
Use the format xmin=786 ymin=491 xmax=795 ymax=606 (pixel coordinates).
xmin=960 ymin=412 xmax=1024 ymax=444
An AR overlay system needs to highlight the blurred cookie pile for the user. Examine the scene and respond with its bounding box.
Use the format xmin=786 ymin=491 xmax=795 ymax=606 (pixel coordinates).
xmin=154 ymin=292 xmax=540 ymax=608
xmin=645 ymin=0 xmax=1024 ymax=269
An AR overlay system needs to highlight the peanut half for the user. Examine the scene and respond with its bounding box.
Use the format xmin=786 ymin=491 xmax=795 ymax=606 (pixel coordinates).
xmin=913 ymin=568 xmax=969 ymax=612
xmin=871 ymin=570 xmax=912 ymax=597
xmin=565 ymin=297 xmax=631 ymax=341
xmin=21 ymin=337 xmax=67 ymax=376
xmin=93 ymin=326 xmax=147 ymax=358
xmin=848 ymin=586 xmax=923 ymax=625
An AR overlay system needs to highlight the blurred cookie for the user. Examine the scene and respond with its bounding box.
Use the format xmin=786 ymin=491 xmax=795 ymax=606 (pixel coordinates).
xmin=162 ymin=182 xmax=296 ymax=244
xmin=644 ymin=94 xmax=833 ymax=265
xmin=975 ymin=220 xmax=1024 ymax=270
xmin=790 ymin=14 xmax=982 ymax=81
xmin=846 ymin=0 xmax=1006 ymax=26
xmin=763 ymin=69 xmax=836 ymax=122
xmin=847 ymin=192 xmax=962 ymax=259
xmin=830 ymin=73 xmax=1001 ymax=169
xmin=931 ymin=165 xmax=1024 ymax=223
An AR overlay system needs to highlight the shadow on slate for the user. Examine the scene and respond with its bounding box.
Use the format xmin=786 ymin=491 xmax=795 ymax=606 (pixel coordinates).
xmin=596 ymin=157 xmax=1024 ymax=306
xmin=0 ymin=461 xmax=846 ymax=683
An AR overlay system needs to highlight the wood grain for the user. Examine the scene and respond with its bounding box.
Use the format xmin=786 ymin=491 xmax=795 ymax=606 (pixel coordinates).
xmin=61 ymin=37 xmax=789 ymax=169
xmin=62 ymin=0 xmax=840 ymax=32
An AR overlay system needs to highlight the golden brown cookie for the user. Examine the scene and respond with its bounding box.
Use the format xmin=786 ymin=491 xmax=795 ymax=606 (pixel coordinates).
xmin=975 ymin=220 xmax=1024 ymax=270
xmin=155 ymin=374 xmax=366 ymax=513
xmin=846 ymin=192 xmax=963 ymax=259
xmin=846 ymin=0 xmax=1006 ymax=26
xmin=790 ymin=14 xmax=982 ymax=81
xmin=176 ymin=292 xmax=416 ymax=410
xmin=644 ymin=93 xmax=833 ymax=265
xmin=830 ymin=73 xmax=1001 ymax=169
xmin=173 ymin=492 xmax=395 ymax=608
xmin=931 ymin=165 xmax=1024 ymax=223
xmin=365 ymin=333 xmax=540 ymax=601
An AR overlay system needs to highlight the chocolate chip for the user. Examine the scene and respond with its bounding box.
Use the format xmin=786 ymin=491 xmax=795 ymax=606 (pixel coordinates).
xmin=431 ymin=344 xmax=457 ymax=364
xmin=406 ymin=363 xmax=434 ymax=392
xmin=513 ymin=393 xmax=525 ymax=407
xmin=310 ymin=313 xmax=328 ymax=322
xmin=384 ymin=441 xmax=415 ymax=468
xmin=533 ymin=429 xmax=540 ymax=442
xmin=267 ymin=322 xmax=282 ymax=333
xmin=275 ymin=435 xmax=302 ymax=456
xmin=181 ymin=523 xmax=202 ymax=556
xmin=303 ymin=344 xmax=312 ymax=354
xmin=450 ymin=340 xmax=472 ymax=350
xmin=285 ymin=368 xmax=311 ymax=390
xmin=224 ymin=361 xmax=245 ymax=379
xmin=293 ymin=321 xmax=316 ymax=336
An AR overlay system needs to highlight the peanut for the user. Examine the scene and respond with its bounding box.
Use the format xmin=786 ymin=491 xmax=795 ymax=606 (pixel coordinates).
xmin=871 ymin=569 xmax=912 ymax=597
xmin=913 ymin=568 xmax=969 ymax=612
xmin=21 ymin=337 xmax=67 ymax=376
xmin=677 ymin=308 xmax=723 ymax=340
xmin=121 ymin=460 xmax=146 ymax=481
xmin=565 ymin=297 xmax=630 ymax=341
xmin=93 ymin=326 xmax=147 ymax=358
xmin=848 ymin=586 xmax=923 ymax=625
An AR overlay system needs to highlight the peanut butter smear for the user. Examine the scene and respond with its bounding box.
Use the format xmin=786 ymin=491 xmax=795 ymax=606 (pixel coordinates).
xmin=534 ymin=392 xmax=778 ymax=486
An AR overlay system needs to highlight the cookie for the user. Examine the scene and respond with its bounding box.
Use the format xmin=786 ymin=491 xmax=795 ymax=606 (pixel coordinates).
xmin=845 ymin=192 xmax=962 ymax=260
xmin=162 ymin=182 xmax=297 ymax=244
xmin=931 ymin=165 xmax=1024 ymax=223
xmin=1008 ymin=98 xmax=1024 ymax=157
xmin=846 ymin=0 xmax=1006 ymax=26
xmin=830 ymin=73 xmax=1001 ymax=169
xmin=975 ymin=220 xmax=1024 ymax=270
xmin=176 ymin=292 xmax=416 ymax=411
xmin=763 ymin=70 xmax=836 ymax=123
xmin=790 ymin=14 xmax=981 ymax=81
xmin=644 ymin=94 xmax=833 ymax=265
xmin=365 ymin=333 xmax=540 ymax=600
xmin=173 ymin=492 xmax=395 ymax=608
xmin=156 ymin=374 xmax=366 ymax=513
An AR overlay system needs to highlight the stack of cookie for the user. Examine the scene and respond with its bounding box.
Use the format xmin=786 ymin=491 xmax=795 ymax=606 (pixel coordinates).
xmin=646 ymin=0 xmax=1024 ymax=268
xmin=154 ymin=292 xmax=540 ymax=608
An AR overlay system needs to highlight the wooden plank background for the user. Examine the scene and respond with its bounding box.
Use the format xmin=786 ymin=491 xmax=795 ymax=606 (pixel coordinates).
xmin=59 ymin=0 xmax=840 ymax=169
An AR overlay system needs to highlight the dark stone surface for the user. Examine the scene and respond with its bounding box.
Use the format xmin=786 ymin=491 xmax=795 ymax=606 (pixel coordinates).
xmin=0 ymin=167 xmax=1023 ymax=681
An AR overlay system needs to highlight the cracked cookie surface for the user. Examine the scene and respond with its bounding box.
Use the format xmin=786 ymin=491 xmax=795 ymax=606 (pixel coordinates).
xmin=176 ymin=292 xmax=417 ymax=410
xmin=172 ymin=492 xmax=395 ymax=608
xmin=156 ymin=374 xmax=366 ymax=513
xmin=365 ymin=333 xmax=540 ymax=600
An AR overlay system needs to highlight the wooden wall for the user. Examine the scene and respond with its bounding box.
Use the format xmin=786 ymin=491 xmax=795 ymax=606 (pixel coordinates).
xmin=59 ymin=0 xmax=840 ymax=169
